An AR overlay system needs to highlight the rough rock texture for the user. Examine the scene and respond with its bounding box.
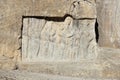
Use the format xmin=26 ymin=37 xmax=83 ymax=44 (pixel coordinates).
xmin=96 ymin=0 xmax=120 ymax=78
xmin=0 ymin=0 xmax=96 ymax=62
xmin=97 ymin=0 xmax=120 ymax=48
xmin=0 ymin=0 xmax=120 ymax=79
xmin=0 ymin=70 xmax=118 ymax=80
xmin=0 ymin=0 xmax=97 ymax=71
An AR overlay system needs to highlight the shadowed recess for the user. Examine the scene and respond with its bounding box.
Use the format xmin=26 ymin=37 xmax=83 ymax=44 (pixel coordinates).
xmin=95 ymin=19 xmax=99 ymax=43
xmin=22 ymin=14 xmax=73 ymax=22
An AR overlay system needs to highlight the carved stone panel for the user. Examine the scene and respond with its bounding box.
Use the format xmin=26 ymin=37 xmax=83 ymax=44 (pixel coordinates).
xmin=22 ymin=17 xmax=97 ymax=62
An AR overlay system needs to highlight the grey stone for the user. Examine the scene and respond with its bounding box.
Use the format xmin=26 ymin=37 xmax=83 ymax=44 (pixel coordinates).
xmin=22 ymin=17 xmax=97 ymax=62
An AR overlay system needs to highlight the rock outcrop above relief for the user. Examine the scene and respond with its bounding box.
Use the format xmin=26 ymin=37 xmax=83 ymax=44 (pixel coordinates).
xmin=97 ymin=0 xmax=120 ymax=48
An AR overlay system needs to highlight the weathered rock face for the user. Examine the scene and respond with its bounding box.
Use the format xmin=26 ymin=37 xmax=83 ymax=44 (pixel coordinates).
xmin=97 ymin=0 xmax=120 ymax=48
xmin=0 ymin=0 xmax=96 ymax=61
xmin=0 ymin=0 xmax=120 ymax=79
xmin=0 ymin=0 xmax=96 ymax=62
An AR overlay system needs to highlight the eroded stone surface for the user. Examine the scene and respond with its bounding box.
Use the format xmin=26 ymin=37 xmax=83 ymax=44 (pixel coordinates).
xmin=70 ymin=0 xmax=96 ymax=19
xmin=0 ymin=0 xmax=120 ymax=79
xmin=97 ymin=0 xmax=120 ymax=48
xmin=0 ymin=0 xmax=96 ymax=62
xmin=0 ymin=0 xmax=97 ymax=72
xmin=1 ymin=70 xmax=118 ymax=80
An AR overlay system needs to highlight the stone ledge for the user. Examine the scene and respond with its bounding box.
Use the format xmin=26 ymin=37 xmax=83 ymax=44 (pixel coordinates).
xmin=0 ymin=60 xmax=17 ymax=70
xmin=0 ymin=70 xmax=119 ymax=80
xmin=18 ymin=61 xmax=102 ymax=78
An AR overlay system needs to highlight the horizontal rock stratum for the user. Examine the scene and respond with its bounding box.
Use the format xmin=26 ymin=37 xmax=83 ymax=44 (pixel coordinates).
xmin=0 ymin=0 xmax=120 ymax=79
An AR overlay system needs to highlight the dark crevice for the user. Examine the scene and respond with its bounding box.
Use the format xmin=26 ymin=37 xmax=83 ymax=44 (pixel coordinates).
xmin=95 ymin=19 xmax=99 ymax=43
xmin=77 ymin=18 xmax=96 ymax=20
xmin=23 ymin=14 xmax=95 ymax=22
xmin=17 ymin=19 xmax=23 ymax=51
xmin=19 ymin=17 xmax=24 ymax=59
xmin=23 ymin=14 xmax=73 ymax=22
